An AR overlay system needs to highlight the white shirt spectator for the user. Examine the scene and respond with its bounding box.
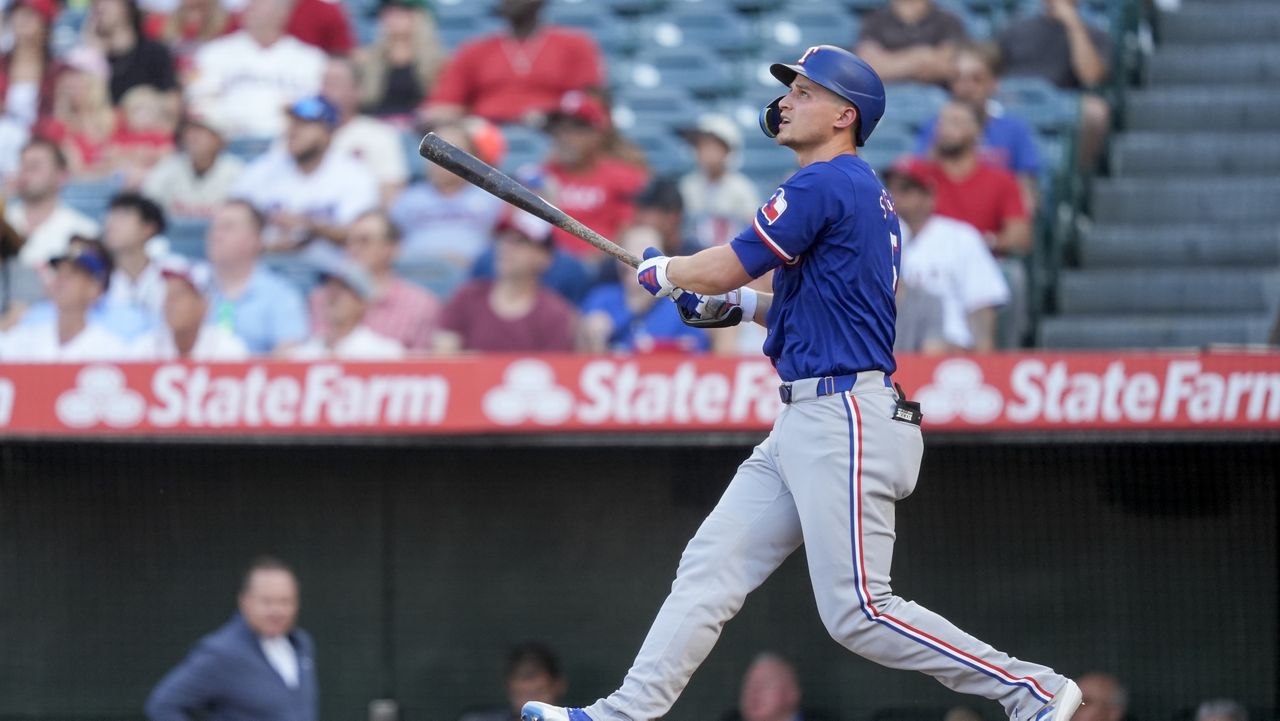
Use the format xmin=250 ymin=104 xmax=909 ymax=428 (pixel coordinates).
xmin=330 ymin=116 xmax=409 ymax=190
xmin=679 ymin=171 xmax=761 ymax=249
xmin=389 ymin=183 xmax=503 ymax=266
xmin=0 ymin=322 xmax=131 ymax=362
xmin=900 ymin=215 xmax=1010 ymax=349
xmin=287 ymin=325 xmax=404 ymax=360
xmin=258 ymin=636 xmax=300 ymax=689
xmin=234 ymin=147 xmax=379 ymax=246
xmin=107 ymin=261 xmax=168 ymax=320
xmin=130 ymin=324 xmax=250 ymax=361
xmin=186 ymin=31 xmax=326 ymax=138
xmin=9 ymin=203 xmax=101 ymax=267
xmin=142 ymin=153 xmax=245 ymax=220
xmin=0 ymin=117 xmax=29 ymax=181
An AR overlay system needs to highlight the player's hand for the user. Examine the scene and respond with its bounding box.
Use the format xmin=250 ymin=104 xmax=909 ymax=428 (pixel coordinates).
xmin=673 ymin=288 xmax=758 ymax=329
xmin=636 ymin=246 xmax=677 ymax=298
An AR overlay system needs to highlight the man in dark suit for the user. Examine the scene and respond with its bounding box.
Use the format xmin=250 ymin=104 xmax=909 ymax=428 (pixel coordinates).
xmin=146 ymin=557 xmax=318 ymax=721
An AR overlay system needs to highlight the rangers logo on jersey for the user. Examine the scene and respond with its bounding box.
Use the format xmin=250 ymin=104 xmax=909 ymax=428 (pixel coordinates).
xmin=762 ymin=188 xmax=788 ymax=225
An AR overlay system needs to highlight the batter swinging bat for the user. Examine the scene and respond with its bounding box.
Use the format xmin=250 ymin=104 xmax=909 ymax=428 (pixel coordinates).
xmin=418 ymin=132 xmax=641 ymax=268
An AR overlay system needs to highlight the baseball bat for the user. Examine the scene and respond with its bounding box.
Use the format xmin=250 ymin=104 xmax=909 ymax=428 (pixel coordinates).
xmin=418 ymin=132 xmax=641 ymax=268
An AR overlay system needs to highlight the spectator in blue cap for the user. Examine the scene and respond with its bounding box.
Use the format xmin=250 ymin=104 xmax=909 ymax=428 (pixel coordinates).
xmin=232 ymin=94 xmax=379 ymax=265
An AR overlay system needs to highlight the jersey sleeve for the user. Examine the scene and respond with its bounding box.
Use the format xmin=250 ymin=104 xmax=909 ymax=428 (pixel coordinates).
xmin=729 ymin=168 xmax=832 ymax=279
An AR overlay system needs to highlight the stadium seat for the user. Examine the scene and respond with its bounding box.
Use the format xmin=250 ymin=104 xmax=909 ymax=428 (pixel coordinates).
xmin=262 ymin=254 xmax=321 ymax=294
xmin=1078 ymin=223 xmax=1280 ymax=269
xmin=396 ymin=258 xmax=469 ymax=299
xmin=497 ymin=124 xmax=551 ymax=173
xmin=882 ymin=83 xmax=948 ymax=132
xmin=996 ymin=77 xmax=1078 ymax=134
xmin=1112 ymin=132 xmax=1280 ymax=176
xmin=757 ymin=8 xmax=861 ymax=55
xmin=611 ymin=87 xmax=703 ymax=134
xmin=1092 ymin=177 xmax=1280 ymax=224
xmin=225 ymin=136 xmax=275 ymax=162
xmin=401 ymin=131 xmax=427 ymax=182
xmin=1126 ymin=87 xmax=1280 ymax=132
xmin=1038 ymin=313 xmax=1275 ymax=349
xmin=857 ymin=125 xmax=916 ymax=173
xmin=437 ymin=15 xmax=502 ymax=51
xmin=635 ymin=7 xmax=754 ymax=57
xmin=545 ymin=3 xmax=634 ymax=55
xmin=625 ymin=127 xmax=694 ymax=177
xmin=166 ymin=218 xmax=211 ymax=260
xmin=628 ymin=47 xmax=741 ymax=98
xmin=60 ymin=178 xmax=123 ymax=219
xmin=1056 ymin=269 xmax=1280 ymax=315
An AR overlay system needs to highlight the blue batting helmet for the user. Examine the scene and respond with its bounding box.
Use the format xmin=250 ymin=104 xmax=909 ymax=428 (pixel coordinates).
xmin=759 ymin=45 xmax=887 ymax=147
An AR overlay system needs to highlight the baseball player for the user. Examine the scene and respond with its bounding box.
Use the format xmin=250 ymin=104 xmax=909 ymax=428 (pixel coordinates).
xmin=522 ymin=46 xmax=1082 ymax=721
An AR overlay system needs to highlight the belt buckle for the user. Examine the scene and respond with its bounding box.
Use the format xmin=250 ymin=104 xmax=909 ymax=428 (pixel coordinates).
xmin=778 ymin=383 xmax=793 ymax=404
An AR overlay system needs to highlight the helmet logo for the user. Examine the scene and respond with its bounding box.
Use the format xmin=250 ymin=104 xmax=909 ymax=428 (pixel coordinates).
xmin=798 ymin=46 xmax=820 ymax=65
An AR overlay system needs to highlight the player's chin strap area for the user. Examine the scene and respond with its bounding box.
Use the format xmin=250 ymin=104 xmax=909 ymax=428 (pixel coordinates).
xmin=760 ymin=96 xmax=785 ymax=139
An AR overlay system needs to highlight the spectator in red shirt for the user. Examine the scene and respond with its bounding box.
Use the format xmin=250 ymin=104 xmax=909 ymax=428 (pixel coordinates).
xmin=907 ymin=100 xmax=1030 ymax=257
xmin=542 ymin=91 xmax=648 ymax=259
xmin=435 ymin=208 xmax=576 ymax=353
xmin=147 ymin=0 xmax=238 ymax=76
xmin=307 ymin=209 xmax=440 ymax=352
xmin=422 ymin=0 xmax=604 ymax=125
xmin=0 ymin=0 xmax=64 ymax=128
xmin=37 ymin=47 xmax=118 ymax=177
xmin=285 ymin=0 xmax=355 ymax=56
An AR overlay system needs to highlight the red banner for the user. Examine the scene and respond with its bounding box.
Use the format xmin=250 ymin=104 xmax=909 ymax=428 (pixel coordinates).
xmin=0 ymin=352 xmax=1277 ymax=436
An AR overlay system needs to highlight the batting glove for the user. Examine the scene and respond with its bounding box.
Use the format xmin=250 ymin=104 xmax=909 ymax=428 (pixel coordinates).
xmin=636 ymin=247 xmax=676 ymax=298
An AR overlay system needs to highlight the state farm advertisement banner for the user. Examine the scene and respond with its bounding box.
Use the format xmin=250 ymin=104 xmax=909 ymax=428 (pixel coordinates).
xmin=0 ymin=352 xmax=1277 ymax=436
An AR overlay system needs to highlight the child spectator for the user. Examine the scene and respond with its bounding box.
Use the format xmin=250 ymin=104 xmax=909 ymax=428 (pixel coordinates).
xmin=142 ymin=110 xmax=243 ymax=219
xmin=678 ymin=115 xmax=759 ymax=251
xmin=111 ymin=85 xmax=179 ymax=188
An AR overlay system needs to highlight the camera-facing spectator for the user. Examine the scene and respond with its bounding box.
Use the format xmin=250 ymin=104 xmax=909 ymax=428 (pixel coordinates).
xmin=435 ymin=209 xmax=575 ymax=354
xmin=390 ymin=121 xmax=503 ymax=270
xmin=1073 ymin=672 xmax=1127 ymax=721
xmin=855 ymin=0 xmax=968 ymax=85
xmin=0 ymin=237 xmax=131 ymax=361
xmin=423 ymin=0 xmax=604 ymax=126
xmin=1196 ymin=700 xmax=1248 ymax=721
xmin=578 ymin=224 xmax=708 ymax=354
xmin=146 ymin=556 xmax=317 ymax=721
xmin=322 ymin=57 xmax=409 ymax=206
xmin=305 ymin=210 xmax=440 ymax=352
xmin=542 ymin=91 xmax=648 ymax=259
xmin=907 ymin=101 xmax=1030 ymax=256
xmin=142 ymin=110 xmax=245 ymax=219
xmin=997 ymin=0 xmax=1110 ymax=169
xmin=131 ymin=256 xmax=249 ymax=360
xmin=233 ymin=95 xmax=379 ymax=261
xmin=8 ymin=139 xmax=101 ymax=267
xmin=204 ymin=200 xmax=308 ymax=354
xmin=99 ymin=191 xmax=169 ymax=338
xmin=112 ymin=85 xmax=179 ymax=188
xmin=883 ymin=162 xmax=1008 ymax=353
xmin=37 ymin=47 xmax=118 ymax=177
xmin=288 ymin=260 xmax=404 ymax=360
xmin=354 ymin=0 xmax=445 ymax=119
xmin=185 ymin=0 xmax=325 ymax=139
xmin=0 ymin=0 xmax=63 ymax=127
xmin=916 ymin=42 xmax=1041 ymax=213
xmin=84 ymin=0 xmax=178 ymax=104
xmin=459 ymin=643 xmax=568 ymax=721
xmin=678 ymin=114 xmax=759 ymax=251
xmin=720 ymin=653 xmax=836 ymax=721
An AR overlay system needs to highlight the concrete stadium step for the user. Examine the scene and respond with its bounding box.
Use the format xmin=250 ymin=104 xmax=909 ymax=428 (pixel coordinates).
xmin=1159 ymin=3 xmax=1280 ymax=44
xmin=1056 ymin=269 xmax=1280 ymax=315
xmin=1079 ymin=223 xmax=1280 ymax=268
xmin=1126 ymin=88 xmax=1280 ymax=132
xmin=1147 ymin=45 xmax=1280 ymax=85
xmin=1039 ymin=313 xmax=1275 ymax=349
xmin=1111 ymin=133 xmax=1280 ymax=175
xmin=1091 ymin=177 xmax=1280 ymax=223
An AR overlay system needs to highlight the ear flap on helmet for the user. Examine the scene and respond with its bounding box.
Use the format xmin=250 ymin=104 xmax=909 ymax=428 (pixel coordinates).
xmin=759 ymin=96 xmax=785 ymax=139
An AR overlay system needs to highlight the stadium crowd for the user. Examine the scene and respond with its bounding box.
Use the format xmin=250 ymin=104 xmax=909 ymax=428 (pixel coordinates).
xmin=0 ymin=0 xmax=1119 ymax=361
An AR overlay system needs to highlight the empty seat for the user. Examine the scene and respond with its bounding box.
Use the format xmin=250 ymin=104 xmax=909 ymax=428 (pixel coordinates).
xmin=166 ymin=218 xmax=211 ymax=260
xmin=396 ymin=258 xmax=469 ymax=299
xmin=497 ymin=124 xmax=551 ymax=173
xmin=1112 ymin=132 xmax=1280 ymax=175
xmin=758 ymin=8 xmax=860 ymax=53
xmin=628 ymin=47 xmax=740 ymax=98
xmin=858 ymin=126 xmax=916 ymax=172
xmin=883 ymin=83 xmax=948 ymax=131
xmin=262 ymin=255 xmax=321 ymax=294
xmin=60 ymin=178 xmax=123 ymax=219
xmin=1148 ymin=45 xmax=1280 ymax=85
xmin=1092 ymin=177 xmax=1280 ymax=223
xmin=1038 ymin=314 xmax=1275 ymax=349
xmin=996 ymin=76 xmax=1078 ymax=133
xmin=1056 ymin=269 xmax=1280 ymax=315
xmin=1159 ymin=2 xmax=1280 ymax=44
xmin=612 ymin=86 xmax=702 ymax=133
xmin=1079 ymin=223 xmax=1280 ymax=269
xmin=545 ymin=4 xmax=634 ymax=55
xmin=225 ymin=136 xmax=274 ymax=162
xmin=1126 ymin=88 xmax=1280 ymax=132
xmin=625 ymin=127 xmax=694 ymax=177
xmin=437 ymin=16 xmax=502 ymax=51
xmin=635 ymin=7 xmax=754 ymax=56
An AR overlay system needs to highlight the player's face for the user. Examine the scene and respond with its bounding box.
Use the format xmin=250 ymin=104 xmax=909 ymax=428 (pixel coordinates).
xmin=951 ymin=53 xmax=995 ymax=105
xmin=238 ymin=569 xmax=299 ymax=639
xmin=775 ymin=77 xmax=855 ymax=149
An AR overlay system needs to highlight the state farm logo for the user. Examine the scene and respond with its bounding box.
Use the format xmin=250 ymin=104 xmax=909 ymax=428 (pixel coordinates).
xmin=482 ymin=359 xmax=574 ymax=426
xmin=915 ymin=358 xmax=1003 ymax=424
xmin=55 ymin=365 xmax=146 ymax=428
xmin=481 ymin=358 xmax=782 ymax=427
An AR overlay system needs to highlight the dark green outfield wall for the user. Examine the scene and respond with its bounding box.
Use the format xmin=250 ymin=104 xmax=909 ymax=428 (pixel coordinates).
xmin=1 ymin=440 xmax=1275 ymax=721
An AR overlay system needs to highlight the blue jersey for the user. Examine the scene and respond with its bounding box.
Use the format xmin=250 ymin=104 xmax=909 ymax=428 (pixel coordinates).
xmin=730 ymin=154 xmax=901 ymax=382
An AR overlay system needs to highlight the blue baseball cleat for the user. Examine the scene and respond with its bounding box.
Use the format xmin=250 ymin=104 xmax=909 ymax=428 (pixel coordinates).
xmin=520 ymin=702 xmax=595 ymax=721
